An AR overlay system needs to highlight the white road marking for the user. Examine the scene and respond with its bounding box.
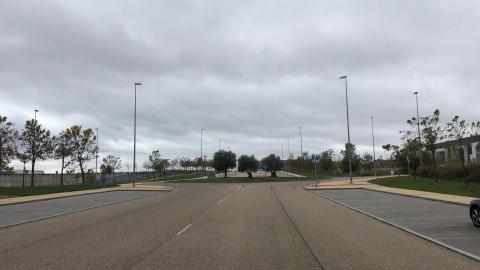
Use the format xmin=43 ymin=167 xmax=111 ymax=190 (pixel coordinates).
xmin=217 ymin=192 xmax=233 ymax=205
xmin=176 ymin=224 xmax=192 ymax=236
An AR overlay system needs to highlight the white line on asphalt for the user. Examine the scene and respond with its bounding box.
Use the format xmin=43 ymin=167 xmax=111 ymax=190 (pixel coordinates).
xmin=217 ymin=192 xmax=233 ymax=205
xmin=176 ymin=224 xmax=192 ymax=236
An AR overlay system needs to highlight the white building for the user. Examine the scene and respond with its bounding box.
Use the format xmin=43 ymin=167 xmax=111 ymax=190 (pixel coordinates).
xmin=435 ymin=135 xmax=480 ymax=163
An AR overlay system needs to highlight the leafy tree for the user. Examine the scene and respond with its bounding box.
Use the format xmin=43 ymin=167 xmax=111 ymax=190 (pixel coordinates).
xmin=421 ymin=109 xmax=443 ymax=183
xmin=149 ymin=150 xmax=169 ymax=178
xmin=15 ymin=143 xmax=29 ymax=187
xmin=340 ymin=143 xmax=361 ymax=173
xmin=237 ymin=155 xmax=259 ymax=178
xmin=67 ymin=125 xmax=97 ymax=184
xmin=213 ymin=150 xmax=237 ymax=178
xmin=382 ymin=144 xmax=401 ymax=174
xmin=102 ymin=154 xmax=121 ymax=184
xmin=19 ymin=119 xmax=53 ymax=187
xmin=319 ymin=149 xmax=334 ymax=172
xmin=53 ymin=130 xmax=74 ymax=185
xmin=0 ymin=115 xmax=18 ymax=172
xmin=261 ymin=154 xmax=283 ymax=177
xmin=361 ymin=153 xmax=374 ymax=170
xmin=446 ymin=116 xmax=470 ymax=186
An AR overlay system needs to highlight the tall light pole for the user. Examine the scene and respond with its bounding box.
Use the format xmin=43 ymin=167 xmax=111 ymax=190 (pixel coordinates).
xmin=339 ymin=75 xmax=353 ymax=184
xmin=201 ymin=128 xmax=205 ymax=171
xmin=34 ymin=109 xmax=39 ymax=122
xmin=298 ymin=126 xmax=303 ymax=175
xmin=133 ymin=82 xmax=142 ymax=187
xmin=286 ymin=138 xmax=291 ymax=172
xmin=371 ymin=116 xmax=377 ymax=179
xmin=414 ymin=91 xmax=422 ymax=167
xmin=95 ymin=128 xmax=99 ymax=174
xmin=281 ymin=144 xmax=284 ymax=160
xmin=218 ymin=139 xmax=222 ymax=151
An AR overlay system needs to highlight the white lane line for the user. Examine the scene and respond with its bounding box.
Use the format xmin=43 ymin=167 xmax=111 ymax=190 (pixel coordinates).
xmin=217 ymin=192 xmax=233 ymax=205
xmin=176 ymin=224 xmax=192 ymax=236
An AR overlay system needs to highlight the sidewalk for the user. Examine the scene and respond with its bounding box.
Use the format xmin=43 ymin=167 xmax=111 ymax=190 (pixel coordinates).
xmin=305 ymin=176 xmax=475 ymax=206
xmin=0 ymin=182 xmax=173 ymax=206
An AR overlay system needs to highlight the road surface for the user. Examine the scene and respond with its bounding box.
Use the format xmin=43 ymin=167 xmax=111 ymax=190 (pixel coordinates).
xmin=0 ymin=182 xmax=478 ymax=269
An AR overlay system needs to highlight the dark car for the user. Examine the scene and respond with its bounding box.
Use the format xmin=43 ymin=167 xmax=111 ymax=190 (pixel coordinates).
xmin=470 ymin=199 xmax=480 ymax=227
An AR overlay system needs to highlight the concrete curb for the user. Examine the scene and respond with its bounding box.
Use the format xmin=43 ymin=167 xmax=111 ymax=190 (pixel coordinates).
xmin=0 ymin=186 xmax=174 ymax=207
xmin=310 ymin=190 xmax=480 ymax=263
xmin=364 ymin=187 xmax=470 ymax=207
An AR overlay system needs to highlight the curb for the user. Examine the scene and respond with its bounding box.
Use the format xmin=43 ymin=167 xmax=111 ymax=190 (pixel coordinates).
xmin=310 ymin=190 xmax=480 ymax=263
xmin=364 ymin=187 xmax=470 ymax=207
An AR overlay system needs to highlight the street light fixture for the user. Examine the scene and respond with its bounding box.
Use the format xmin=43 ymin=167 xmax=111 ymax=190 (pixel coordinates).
xmin=95 ymin=128 xmax=99 ymax=174
xmin=133 ymin=82 xmax=142 ymax=187
xmin=339 ymin=75 xmax=353 ymax=184
xmin=286 ymin=138 xmax=290 ymax=172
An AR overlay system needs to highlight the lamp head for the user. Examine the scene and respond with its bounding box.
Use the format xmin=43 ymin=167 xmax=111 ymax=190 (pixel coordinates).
xmin=339 ymin=75 xmax=347 ymax=79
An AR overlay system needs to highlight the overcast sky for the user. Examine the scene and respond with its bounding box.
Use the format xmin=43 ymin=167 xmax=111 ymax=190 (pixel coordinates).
xmin=1 ymin=0 xmax=479 ymax=172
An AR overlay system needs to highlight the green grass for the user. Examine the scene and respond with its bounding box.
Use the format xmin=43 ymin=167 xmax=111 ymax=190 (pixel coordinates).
xmin=371 ymin=176 xmax=480 ymax=198
xmin=0 ymin=183 xmax=118 ymax=198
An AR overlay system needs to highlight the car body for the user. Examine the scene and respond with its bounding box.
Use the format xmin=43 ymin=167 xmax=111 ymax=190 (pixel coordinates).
xmin=470 ymin=199 xmax=480 ymax=227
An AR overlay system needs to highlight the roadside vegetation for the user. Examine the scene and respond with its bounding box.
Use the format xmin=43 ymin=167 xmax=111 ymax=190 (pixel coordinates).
xmin=371 ymin=176 xmax=480 ymax=198
xmin=0 ymin=183 xmax=118 ymax=199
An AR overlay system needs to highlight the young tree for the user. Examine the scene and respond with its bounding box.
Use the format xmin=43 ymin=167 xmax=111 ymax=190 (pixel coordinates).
xmin=213 ymin=150 xmax=237 ymax=178
xmin=446 ymin=116 xmax=470 ymax=186
xmin=382 ymin=144 xmax=401 ymax=175
xmin=15 ymin=143 xmax=29 ymax=187
xmin=421 ymin=109 xmax=443 ymax=183
xmin=319 ymin=149 xmax=334 ymax=172
xmin=149 ymin=150 xmax=169 ymax=179
xmin=53 ymin=130 xmax=74 ymax=186
xmin=102 ymin=154 xmax=121 ymax=184
xmin=19 ymin=119 xmax=53 ymax=187
xmin=340 ymin=143 xmax=361 ymax=173
xmin=0 ymin=115 xmax=18 ymax=172
xmin=361 ymin=153 xmax=374 ymax=171
xmin=67 ymin=125 xmax=97 ymax=184
xmin=261 ymin=154 xmax=283 ymax=177
xmin=237 ymin=155 xmax=259 ymax=178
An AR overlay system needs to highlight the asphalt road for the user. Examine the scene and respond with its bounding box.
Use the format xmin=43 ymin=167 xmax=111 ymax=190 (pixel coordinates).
xmin=313 ymin=189 xmax=480 ymax=260
xmin=0 ymin=182 xmax=479 ymax=269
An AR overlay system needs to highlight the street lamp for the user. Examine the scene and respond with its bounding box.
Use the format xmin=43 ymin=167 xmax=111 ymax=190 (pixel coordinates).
xmin=414 ymin=91 xmax=422 ymax=167
xmin=201 ymin=128 xmax=205 ymax=171
xmin=218 ymin=139 xmax=222 ymax=151
xmin=371 ymin=116 xmax=377 ymax=179
xmin=339 ymin=75 xmax=353 ymax=184
xmin=298 ymin=127 xmax=303 ymax=175
xmin=95 ymin=128 xmax=99 ymax=174
xmin=133 ymin=82 xmax=142 ymax=187
xmin=286 ymin=138 xmax=291 ymax=172
xmin=34 ymin=109 xmax=39 ymax=122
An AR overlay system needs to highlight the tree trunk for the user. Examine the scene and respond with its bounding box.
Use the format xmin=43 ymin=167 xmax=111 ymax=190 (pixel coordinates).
xmin=60 ymin=157 xmax=64 ymax=186
xmin=79 ymin=159 xmax=85 ymax=184
xmin=30 ymin=159 xmax=36 ymax=187
xmin=22 ymin=163 xmax=26 ymax=187
xmin=432 ymin=148 xmax=438 ymax=183
xmin=224 ymin=169 xmax=227 ymax=178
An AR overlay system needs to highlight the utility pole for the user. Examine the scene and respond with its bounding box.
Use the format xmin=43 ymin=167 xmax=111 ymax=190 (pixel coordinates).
xmin=287 ymin=138 xmax=291 ymax=172
xmin=371 ymin=116 xmax=377 ymax=179
xmin=133 ymin=82 xmax=142 ymax=187
xmin=95 ymin=128 xmax=99 ymax=174
xmin=299 ymin=127 xmax=303 ymax=175
xmin=201 ymin=128 xmax=205 ymax=171
xmin=339 ymin=75 xmax=353 ymax=184
xmin=414 ymin=91 xmax=422 ymax=167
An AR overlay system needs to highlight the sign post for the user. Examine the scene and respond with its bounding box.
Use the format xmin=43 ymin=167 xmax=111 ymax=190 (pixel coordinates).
xmin=311 ymin=154 xmax=320 ymax=187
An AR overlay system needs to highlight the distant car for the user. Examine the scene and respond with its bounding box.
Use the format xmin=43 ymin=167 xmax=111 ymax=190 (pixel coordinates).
xmin=470 ymin=199 xmax=480 ymax=227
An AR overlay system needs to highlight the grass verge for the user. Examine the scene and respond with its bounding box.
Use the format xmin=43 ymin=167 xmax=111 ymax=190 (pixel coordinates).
xmin=0 ymin=183 xmax=118 ymax=198
xmin=371 ymin=176 xmax=480 ymax=198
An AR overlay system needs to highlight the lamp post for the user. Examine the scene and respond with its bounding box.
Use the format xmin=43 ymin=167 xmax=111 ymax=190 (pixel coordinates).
xmin=339 ymin=75 xmax=353 ymax=184
xmin=133 ymin=82 xmax=142 ymax=187
xmin=95 ymin=128 xmax=99 ymax=174
xmin=414 ymin=91 xmax=422 ymax=167
xmin=371 ymin=116 xmax=377 ymax=179
xmin=286 ymin=138 xmax=290 ymax=172
xmin=298 ymin=127 xmax=303 ymax=175
xmin=218 ymin=139 xmax=222 ymax=151
xmin=201 ymin=128 xmax=205 ymax=171
xmin=281 ymin=144 xmax=284 ymax=160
